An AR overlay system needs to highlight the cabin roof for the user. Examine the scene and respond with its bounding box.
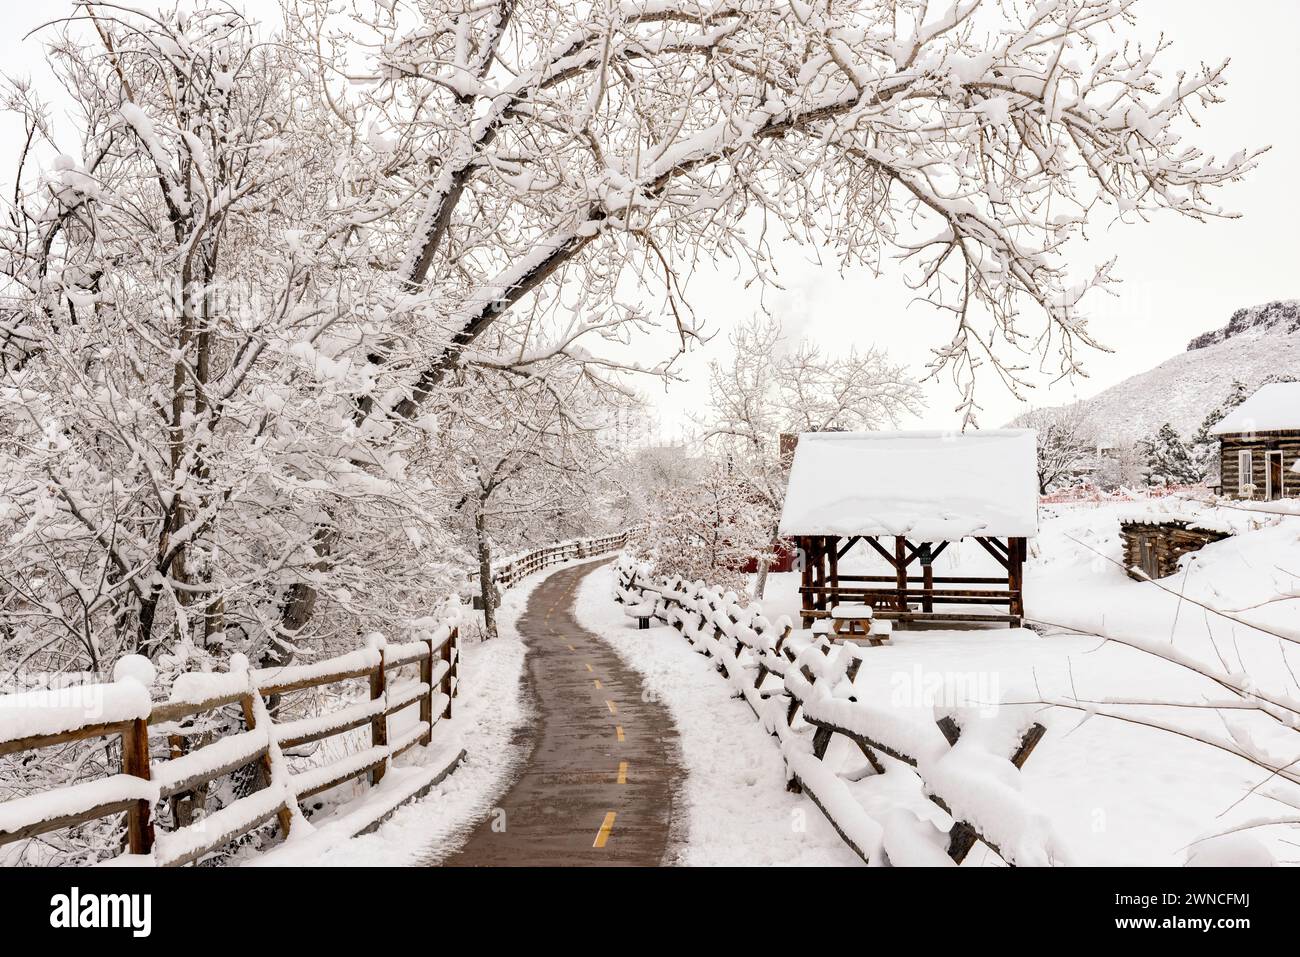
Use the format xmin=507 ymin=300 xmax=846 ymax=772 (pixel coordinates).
xmin=777 ymin=430 xmax=1039 ymax=540
xmin=1210 ymin=383 xmax=1300 ymax=436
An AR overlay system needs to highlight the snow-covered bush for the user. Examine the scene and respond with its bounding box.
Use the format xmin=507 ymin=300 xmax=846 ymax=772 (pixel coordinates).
xmin=628 ymin=461 xmax=774 ymax=594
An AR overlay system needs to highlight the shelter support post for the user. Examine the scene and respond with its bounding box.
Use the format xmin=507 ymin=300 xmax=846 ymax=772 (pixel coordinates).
xmin=1008 ymin=536 xmax=1025 ymax=627
xmin=919 ymin=542 xmax=933 ymax=614
xmin=800 ymin=536 xmax=814 ymax=628
xmin=894 ymin=536 xmax=907 ymax=613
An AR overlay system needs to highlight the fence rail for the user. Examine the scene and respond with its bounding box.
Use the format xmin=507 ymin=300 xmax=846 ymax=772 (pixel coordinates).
xmin=613 ymin=558 xmax=1063 ymax=866
xmin=0 ymin=624 xmax=461 ymax=866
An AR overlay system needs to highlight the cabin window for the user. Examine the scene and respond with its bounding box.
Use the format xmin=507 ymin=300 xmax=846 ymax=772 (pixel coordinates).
xmin=1237 ymin=450 xmax=1253 ymax=497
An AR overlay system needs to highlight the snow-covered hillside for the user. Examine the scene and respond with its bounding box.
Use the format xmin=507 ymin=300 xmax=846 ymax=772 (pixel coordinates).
xmin=1062 ymin=301 xmax=1300 ymax=443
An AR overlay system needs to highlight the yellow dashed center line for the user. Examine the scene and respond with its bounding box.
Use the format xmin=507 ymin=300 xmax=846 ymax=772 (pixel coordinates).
xmin=617 ymin=761 xmax=628 ymax=784
xmin=567 ymin=644 xmax=575 ymax=652
xmin=615 ymin=725 xmax=625 ymax=742
xmin=593 ymin=679 xmax=602 ymax=690
xmin=606 ymin=699 xmax=617 ymax=715
xmin=585 ymin=663 xmax=593 ymax=672
xmin=593 ymin=811 xmax=616 ymax=848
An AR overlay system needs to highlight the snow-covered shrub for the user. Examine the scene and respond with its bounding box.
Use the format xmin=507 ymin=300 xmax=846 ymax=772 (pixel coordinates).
xmin=628 ymin=461 xmax=774 ymax=594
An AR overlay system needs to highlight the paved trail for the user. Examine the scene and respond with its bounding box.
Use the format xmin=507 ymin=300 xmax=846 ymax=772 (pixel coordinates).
xmin=440 ymin=559 xmax=682 ymax=866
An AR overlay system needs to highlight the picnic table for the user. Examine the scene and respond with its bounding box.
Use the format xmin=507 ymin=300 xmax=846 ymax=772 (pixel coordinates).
xmin=822 ymin=604 xmax=893 ymax=646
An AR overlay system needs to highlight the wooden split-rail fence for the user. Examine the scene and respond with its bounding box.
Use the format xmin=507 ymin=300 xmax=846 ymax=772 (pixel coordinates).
xmin=614 ymin=560 xmax=1060 ymax=866
xmin=471 ymin=531 xmax=633 ymax=602
xmin=0 ymin=625 xmax=460 ymax=866
xmin=486 ymin=531 xmax=632 ymax=591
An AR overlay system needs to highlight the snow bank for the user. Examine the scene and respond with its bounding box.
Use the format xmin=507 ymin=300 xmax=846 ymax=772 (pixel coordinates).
xmin=281 ymin=555 xmax=555 ymax=867
xmin=580 ymin=564 xmax=862 ymax=865
xmin=1185 ymin=832 xmax=1276 ymax=867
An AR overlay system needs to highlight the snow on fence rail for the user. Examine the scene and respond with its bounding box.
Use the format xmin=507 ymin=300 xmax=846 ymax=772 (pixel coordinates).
xmin=476 ymin=530 xmax=633 ymax=593
xmin=0 ymin=621 xmax=462 ymax=866
xmin=613 ymin=558 xmax=1065 ymax=866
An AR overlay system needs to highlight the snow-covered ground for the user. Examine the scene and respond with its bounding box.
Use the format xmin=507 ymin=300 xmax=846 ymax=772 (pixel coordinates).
xmin=581 ymin=501 xmax=1300 ymax=866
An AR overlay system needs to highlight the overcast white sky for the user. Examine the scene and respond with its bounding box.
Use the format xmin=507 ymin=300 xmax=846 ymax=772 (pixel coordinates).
xmin=4 ymin=1 xmax=1296 ymax=436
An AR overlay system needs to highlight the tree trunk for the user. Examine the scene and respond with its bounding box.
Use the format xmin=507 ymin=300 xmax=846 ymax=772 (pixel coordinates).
xmin=274 ymin=524 xmax=336 ymax=664
xmin=753 ymin=520 xmax=780 ymax=599
xmin=475 ymin=508 xmax=497 ymax=640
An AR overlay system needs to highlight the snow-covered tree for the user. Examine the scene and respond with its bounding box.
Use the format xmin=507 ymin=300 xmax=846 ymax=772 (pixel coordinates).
xmin=1189 ymin=379 xmax=1250 ymax=482
xmin=1012 ymin=403 xmax=1098 ymax=494
xmin=697 ymin=316 xmax=921 ymax=595
xmin=441 ymin=360 xmax=625 ymax=637
xmin=0 ymin=8 xmax=465 ymax=676
xmin=277 ymin=0 xmax=1260 ymax=631
xmin=1141 ymin=423 xmax=1200 ymax=487
xmin=610 ymin=439 xmax=705 ymax=530
xmin=1094 ymin=441 xmax=1145 ymax=492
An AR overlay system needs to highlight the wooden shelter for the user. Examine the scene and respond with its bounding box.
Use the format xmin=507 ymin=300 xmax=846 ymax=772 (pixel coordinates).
xmin=778 ymin=431 xmax=1039 ymax=628
xmin=1210 ymin=383 xmax=1300 ymax=501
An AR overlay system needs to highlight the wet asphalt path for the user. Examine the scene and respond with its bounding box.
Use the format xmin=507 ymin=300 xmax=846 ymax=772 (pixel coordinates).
xmin=440 ymin=559 xmax=682 ymax=866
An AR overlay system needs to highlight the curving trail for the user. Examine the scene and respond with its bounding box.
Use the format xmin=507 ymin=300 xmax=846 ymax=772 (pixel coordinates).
xmin=440 ymin=559 xmax=682 ymax=866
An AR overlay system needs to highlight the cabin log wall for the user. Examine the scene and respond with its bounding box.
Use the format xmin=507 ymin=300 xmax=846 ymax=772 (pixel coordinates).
xmin=1219 ymin=430 xmax=1300 ymax=500
xmin=1120 ymin=521 xmax=1229 ymax=581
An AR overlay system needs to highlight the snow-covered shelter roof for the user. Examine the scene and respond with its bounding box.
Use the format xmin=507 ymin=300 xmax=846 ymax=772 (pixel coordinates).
xmin=778 ymin=430 xmax=1039 ymax=540
xmin=1209 ymin=383 xmax=1300 ymax=435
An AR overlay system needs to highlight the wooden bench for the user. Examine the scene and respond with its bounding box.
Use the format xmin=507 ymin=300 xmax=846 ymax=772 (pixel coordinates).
xmin=800 ymin=586 xmax=1021 ymax=627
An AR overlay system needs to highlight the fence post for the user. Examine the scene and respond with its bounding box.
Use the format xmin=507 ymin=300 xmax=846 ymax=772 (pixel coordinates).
xmin=370 ymin=645 xmax=387 ymax=785
xmin=440 ymin=627 xmax=456 ymax=719
xmin=166 ymin=732 xmax=193 ymax=828
xmin=240 ymin=691 xmax=293 ymax=837
xmin=122 ymin=718 xmax=154 ymax=855
xmin=419 ymin=635 xmax=435 ymax=745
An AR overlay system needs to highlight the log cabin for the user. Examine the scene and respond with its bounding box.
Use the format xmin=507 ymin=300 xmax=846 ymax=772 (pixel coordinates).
xmin=1210 ymin=382 xmax=1300 ymax=501
xmin=777 ymin=430 xmax=1039 ymax=628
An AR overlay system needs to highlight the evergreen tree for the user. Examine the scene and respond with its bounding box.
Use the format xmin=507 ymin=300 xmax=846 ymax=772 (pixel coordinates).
xmin=1143 ymin=423 xmax=1200 ymax=485
xmin=1189 ymin=379 xmax=1250 ymax=480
